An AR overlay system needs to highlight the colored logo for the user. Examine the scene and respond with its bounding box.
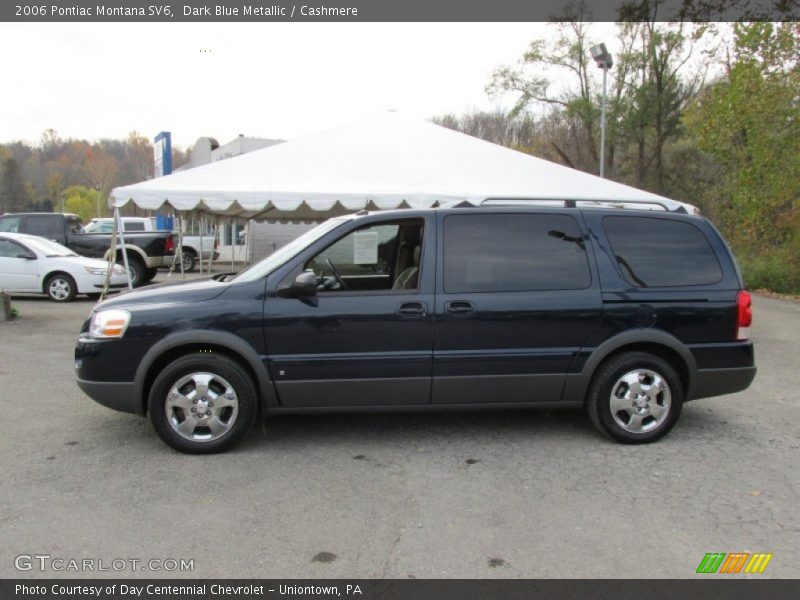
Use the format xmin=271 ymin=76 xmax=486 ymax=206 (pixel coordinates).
xmin=696 ymin=552 xmax=773 ymax=574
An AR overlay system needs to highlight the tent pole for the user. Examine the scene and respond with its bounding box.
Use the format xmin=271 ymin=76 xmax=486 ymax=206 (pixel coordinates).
xmin=212 ymin=217 xmax=219 ymax=274
xmin=231 ymin=217 xmax=235 ymax=272
xmin=177 ymin=213 xmax=185 ymax=279
xmin=246 ymin=218 xmax=251 ymax=264
xmin=100 ymin=209 xmax=119 ymax=301
xmin=115 ymin=207 xmax=133 ymax=290
xmin=199 ymin=215 xmax=204 ymax=276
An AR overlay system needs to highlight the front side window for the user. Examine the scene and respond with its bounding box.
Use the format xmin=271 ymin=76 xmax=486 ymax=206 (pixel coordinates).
xmin=0 ymin=239 xmax=26 ymax=258
xmin=0 ymin=217 xmax=21 ymax=233
xmin=603 ymin=216 xmax=722 ymax=287
xmin=304 ymin=220 xmax=424 ymax=292
xmin=84 ymin=221 xmax=112 ymax=233
xmin=232 ymin=218 xmax=347 ymax=283
xmin=443 ymin=213 xmax=591 ymax=293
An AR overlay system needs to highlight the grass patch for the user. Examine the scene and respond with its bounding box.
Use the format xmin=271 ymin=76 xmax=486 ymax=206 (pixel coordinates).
xmin=739 ymin=253 xmax=800 ymax=295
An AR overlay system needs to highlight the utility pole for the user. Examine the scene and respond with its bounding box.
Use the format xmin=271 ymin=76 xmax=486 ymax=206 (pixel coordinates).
xmin=590 ymin=43 xmax=614 ymax=178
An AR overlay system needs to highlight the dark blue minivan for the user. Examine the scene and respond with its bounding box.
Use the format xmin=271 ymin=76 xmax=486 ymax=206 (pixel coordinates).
xmin=75 ymin=205 xmax=756 ymax=453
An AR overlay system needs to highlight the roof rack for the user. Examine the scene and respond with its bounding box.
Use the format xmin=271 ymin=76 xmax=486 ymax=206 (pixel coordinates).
xmin=478 ymin=197 xmax=697 ymax=214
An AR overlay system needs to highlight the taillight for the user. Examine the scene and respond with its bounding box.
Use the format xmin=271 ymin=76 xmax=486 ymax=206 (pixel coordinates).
xmin=165 ymin=234 xmax=175 ymax=254
xmin=736 ymin=290 xmax=752 ymax=340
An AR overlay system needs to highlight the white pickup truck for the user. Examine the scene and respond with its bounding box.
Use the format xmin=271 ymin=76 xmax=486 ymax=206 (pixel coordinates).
xmin=84 ymin=217 xmax=219 ymax=272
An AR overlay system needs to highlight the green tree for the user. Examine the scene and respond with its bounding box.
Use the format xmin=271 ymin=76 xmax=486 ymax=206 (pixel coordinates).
xmin=684 ymin=22 xmax=800 ymax=292
xmin=487 ymin=18 xmax=603 ymax=172
xmin=62 ymin=185 xmax=96 ymax=224
xmin=684 ymin=23 xmax=799 ymax=250
xmin=46 ymin=172 xmax=65 ymax=211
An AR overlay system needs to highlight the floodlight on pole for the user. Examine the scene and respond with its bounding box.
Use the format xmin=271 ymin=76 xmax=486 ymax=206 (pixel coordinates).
xmin=590 ymin=43 xmax=613 ymax=178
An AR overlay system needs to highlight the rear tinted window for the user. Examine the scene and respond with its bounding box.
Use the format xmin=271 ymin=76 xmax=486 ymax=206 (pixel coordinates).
xmin=603 ymin=216 xmax=722 ymax=287
xmin=443 ymin=213 xmax=591 ymax=293
xmin=25 ymin=215 xmax=60 ymax=236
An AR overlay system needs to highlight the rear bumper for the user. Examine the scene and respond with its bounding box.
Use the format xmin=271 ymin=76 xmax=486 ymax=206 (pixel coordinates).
xmin=145 ymin=255 xmax=173 ymax=269
xmin=77 ymin=378 xmax=142 ymax=415
xmin=687 ymin=366 xmax=757 ymax=401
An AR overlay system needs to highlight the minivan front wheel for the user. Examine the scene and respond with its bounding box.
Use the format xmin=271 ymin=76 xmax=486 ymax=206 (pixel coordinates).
xmin=148 ymin=353 xmax=257 ymax=453
xmin=586 ymin=351 xmax=683 ymax=444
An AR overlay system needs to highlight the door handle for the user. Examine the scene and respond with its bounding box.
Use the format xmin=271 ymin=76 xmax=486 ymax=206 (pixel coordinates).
xmin=445 ymin=300 xmax=476 ymax=316
xmin=396 ymin=301 xmax=428 ymax=319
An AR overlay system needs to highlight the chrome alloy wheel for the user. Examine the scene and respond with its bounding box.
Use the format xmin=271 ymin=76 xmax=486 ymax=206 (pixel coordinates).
xmin=166 ymin=372 xmax=239 ymax=442
xmin=609 ymin=369 xmax=671 ymax=434
xmin=48 ymin=277 xmax=72 ymax=301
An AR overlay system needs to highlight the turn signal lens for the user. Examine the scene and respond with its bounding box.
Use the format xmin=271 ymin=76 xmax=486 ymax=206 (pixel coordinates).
xmin=736 ymin=290 xmax=752 ymax=340
xmin=89 ymin=309 xmax=131 ymax=339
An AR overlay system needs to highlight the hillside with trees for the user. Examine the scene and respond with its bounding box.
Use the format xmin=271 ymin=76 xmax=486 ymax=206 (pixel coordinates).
xmin=0 ymin=131 xmax=189 ymax=219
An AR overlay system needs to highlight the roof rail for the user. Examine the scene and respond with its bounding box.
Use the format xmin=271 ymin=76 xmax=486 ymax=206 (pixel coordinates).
xmin=478 ymin=197 xmax=697 ymax=214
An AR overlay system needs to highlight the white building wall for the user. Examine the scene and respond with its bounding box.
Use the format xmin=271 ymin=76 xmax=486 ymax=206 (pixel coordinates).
xmin=248 ymin=221 xmax=317 ymax=262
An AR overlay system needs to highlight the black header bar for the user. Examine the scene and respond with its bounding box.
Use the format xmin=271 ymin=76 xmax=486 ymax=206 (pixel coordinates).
xmin=1 ymin=0 xmax=798 ymax=23
xmin=2 ymin=579 xmax=800 ymax=600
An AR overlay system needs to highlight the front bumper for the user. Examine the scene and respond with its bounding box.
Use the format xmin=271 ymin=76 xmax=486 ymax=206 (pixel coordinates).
xmin=77 ymin=378 xmax=142 ymax=414
xmin=75 ymin=334 xmax=147 ymax=415
xmin=92 ymin=283 xmax=127 ymax=290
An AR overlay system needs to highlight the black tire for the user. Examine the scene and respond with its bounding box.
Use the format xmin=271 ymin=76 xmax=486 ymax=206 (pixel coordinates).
xmin=180 ymin=250 xmax=197 ymax=272
xmin=44 ymin=273 xmax=77 ymax=302
xmin=142 ymin=267 xmax=159 ymax=284
xmin=586 ymin=351 xmax=683 ymax=444
xmin=118 ymin=257 xmax=145 ymax=288
xmin=148 ymin=353 xmax=257 ymax=454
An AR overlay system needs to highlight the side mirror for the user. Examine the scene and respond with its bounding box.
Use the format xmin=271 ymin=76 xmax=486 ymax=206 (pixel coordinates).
xmin=277 ymin=271 xmax=318 ymax=298
xmin=17 ymin=253 xmax=36 ymax=260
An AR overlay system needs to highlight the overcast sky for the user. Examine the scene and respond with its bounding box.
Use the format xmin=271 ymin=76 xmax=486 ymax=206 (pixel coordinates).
xmin=0 ymin=22 xmax=621 ymax=149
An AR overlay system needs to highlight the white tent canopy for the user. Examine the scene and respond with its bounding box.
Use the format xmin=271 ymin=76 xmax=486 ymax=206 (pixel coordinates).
xmin=110 ymin=112 xmax=692 ymax=220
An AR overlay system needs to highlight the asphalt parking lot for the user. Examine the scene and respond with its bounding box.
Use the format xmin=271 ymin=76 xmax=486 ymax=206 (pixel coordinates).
xmin=0 ymin=275 xmax=798 ymax=579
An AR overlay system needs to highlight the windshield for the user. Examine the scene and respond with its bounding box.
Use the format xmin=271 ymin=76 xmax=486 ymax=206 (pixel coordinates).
xmin=83 ymin=221 xmax=110 ymax=233
xmin=232 ymin=218 xmax=348 ymax=283
xmin=23 ymin=236 xmax=78 ymax=257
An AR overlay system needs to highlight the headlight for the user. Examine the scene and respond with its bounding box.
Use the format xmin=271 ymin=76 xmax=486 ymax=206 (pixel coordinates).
xmin=89 ymin=309 xmax=131 ymax=339
xmin=84 ymin=265 xmax=126 ymax=276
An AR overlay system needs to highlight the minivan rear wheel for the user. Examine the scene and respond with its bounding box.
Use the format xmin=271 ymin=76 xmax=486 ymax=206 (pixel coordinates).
xmin=586 ymin=351 xmax=683 ymax=444
xmin=148 ymin=353 xmax=257 ymax=453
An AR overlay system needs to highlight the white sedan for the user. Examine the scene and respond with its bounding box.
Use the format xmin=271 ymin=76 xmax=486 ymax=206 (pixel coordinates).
xmin=0 ymin=232 xmax=128 ymax=302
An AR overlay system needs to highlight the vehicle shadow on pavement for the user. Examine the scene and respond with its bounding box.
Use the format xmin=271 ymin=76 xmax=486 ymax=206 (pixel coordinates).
xmin=240 ymin=409 xmax=600 ymax=450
